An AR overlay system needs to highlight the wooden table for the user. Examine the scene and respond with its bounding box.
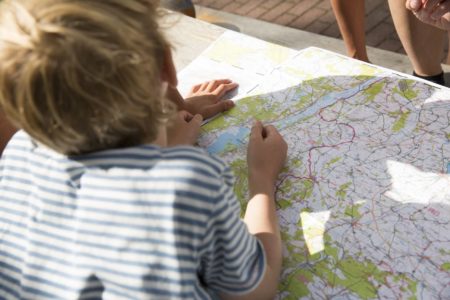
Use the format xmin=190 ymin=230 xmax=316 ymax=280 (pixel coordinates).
xmin=163 ymin=11 xmax=225 ymax=71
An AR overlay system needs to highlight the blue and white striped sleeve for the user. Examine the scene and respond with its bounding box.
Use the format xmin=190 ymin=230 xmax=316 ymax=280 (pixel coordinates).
xmin=198 ymin=169 xmax=266 ymax=295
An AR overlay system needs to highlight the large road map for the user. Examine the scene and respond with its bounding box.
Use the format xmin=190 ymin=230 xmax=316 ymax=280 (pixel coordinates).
xmin=178 ymin=31 xmax=450 ymax=299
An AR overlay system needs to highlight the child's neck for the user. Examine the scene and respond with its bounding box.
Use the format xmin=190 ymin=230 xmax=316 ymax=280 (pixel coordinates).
xmin=151 ymin=125 xmax=167 ymax=147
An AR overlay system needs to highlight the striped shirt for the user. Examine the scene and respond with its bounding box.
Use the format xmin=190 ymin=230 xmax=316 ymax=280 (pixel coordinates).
xmin=0 ymin=131 xmax=265 ymax=299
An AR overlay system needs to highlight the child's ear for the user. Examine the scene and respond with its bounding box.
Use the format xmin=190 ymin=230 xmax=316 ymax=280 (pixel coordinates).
xmin=161 ymin=47 xmax=178 ymax=88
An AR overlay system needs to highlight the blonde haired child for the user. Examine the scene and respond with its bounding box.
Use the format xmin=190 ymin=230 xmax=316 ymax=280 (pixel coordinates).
xmin=0 ymin=0 xmax=287 ymax=299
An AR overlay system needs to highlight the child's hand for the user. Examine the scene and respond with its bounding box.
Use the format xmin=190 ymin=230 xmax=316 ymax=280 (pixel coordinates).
xmin=247 ymin=121 xmax=287 ymax=195
xmin=166 ymin=111 xmax=203 ymax=146
xmin=184 ymin=79 xmax=238 ymax=119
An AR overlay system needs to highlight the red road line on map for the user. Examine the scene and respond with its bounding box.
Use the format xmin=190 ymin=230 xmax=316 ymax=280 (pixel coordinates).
xmin=276 ymin=78 xmax=385 ymax=194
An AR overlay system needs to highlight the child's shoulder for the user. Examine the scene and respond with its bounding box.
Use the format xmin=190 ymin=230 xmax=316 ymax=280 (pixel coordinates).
xmin=1 ymin=133 xmax=228 ymax=179
xmin=160 ymin=145 xmax=227 ymax=177
xmin=2 ymin=130 xmax=36 ymax=155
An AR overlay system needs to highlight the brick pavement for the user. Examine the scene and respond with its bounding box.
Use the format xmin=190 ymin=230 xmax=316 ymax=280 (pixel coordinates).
xmin=192 ymin=0 xmax=405 ymax=55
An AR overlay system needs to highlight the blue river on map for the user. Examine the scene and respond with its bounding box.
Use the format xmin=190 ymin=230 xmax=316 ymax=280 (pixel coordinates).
xmin=206 ymin=77 xmax=382 ymax=155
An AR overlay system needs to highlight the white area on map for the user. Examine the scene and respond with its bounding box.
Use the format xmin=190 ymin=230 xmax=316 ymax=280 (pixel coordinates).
xmin=386 ymin=160 xmax=450 ymax=204
xmin=177 ymin=31 xmax=298 ymax=100
xmin=177 ymin=56 xmax=261 ymax=100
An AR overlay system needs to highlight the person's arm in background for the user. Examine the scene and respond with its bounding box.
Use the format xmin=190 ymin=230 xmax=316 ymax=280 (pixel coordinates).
xmin=331 ymin=0 xmax=370 ymax=62
xmin=411 ymin=0 xmax=450 ymax=65
xmin=0 ymin=111 xmax=17 ymax=156
xmin=221 ymin=121 xmax=288 ymax=300
xmin=407 ymin=0 xmax=450 ymax=30
xmin=388 ymin=0 xmax=446 ymax=85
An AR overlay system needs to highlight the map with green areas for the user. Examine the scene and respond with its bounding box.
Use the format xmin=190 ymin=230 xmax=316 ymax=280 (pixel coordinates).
xmin=179 ymin=31 xmax=450 ymax=299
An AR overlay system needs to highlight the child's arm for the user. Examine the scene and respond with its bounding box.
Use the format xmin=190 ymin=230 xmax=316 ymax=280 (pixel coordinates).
xmin=166 ymin=79 xmax=238 ymax=119
xmin=221 ymin=121 xmax=287 ymax=300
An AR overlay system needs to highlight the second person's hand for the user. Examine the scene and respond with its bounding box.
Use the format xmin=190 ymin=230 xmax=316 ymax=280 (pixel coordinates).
xmin=184 ymin=79 xmax=238 ymax=119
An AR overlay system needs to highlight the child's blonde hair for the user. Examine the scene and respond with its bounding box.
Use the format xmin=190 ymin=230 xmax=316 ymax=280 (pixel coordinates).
xmin=0 ymin=0 xmax=170 ymax=155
